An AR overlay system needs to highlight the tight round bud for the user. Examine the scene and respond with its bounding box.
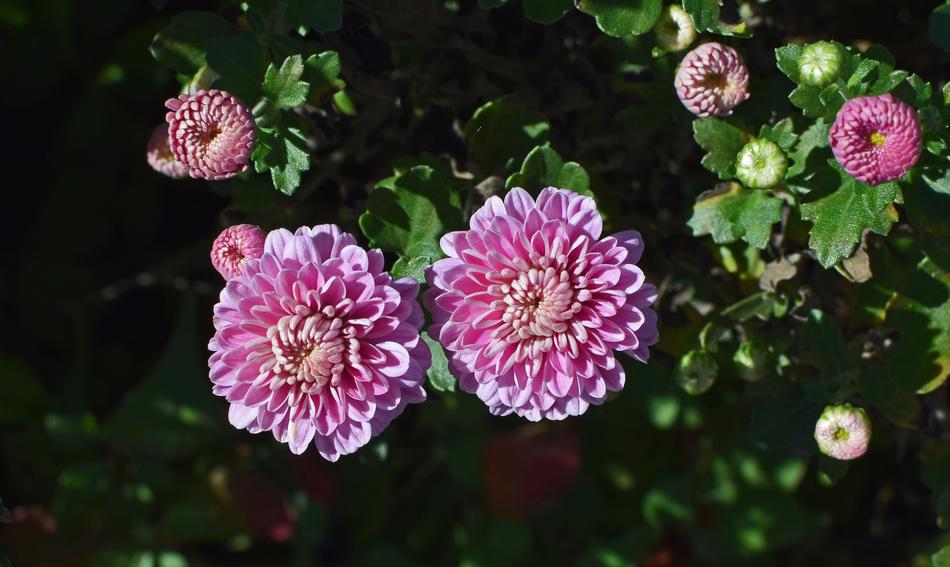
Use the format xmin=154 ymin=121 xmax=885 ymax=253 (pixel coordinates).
xmin=736 ymin=138 xmax=788 ymax=189
xmin=655 ymin=5 xmax=696 ymax=53
xmin=829 ymin=93 xmax=922 ymax=185
xmin=733 ymin=339 xmax=772 ymax=382
xmin=675 ymin=42 xmax=750 ymax=117
xmin=211 ymin=224 xmax=265 ymax=280
xmin=798 ymin=41 xmax=843 ymax=87
xmin=814 ymin=404 xmax=871 ymax=461
xmin=165 ymin=89 xmax=256 ymax=180
xmin=675 ymin=350 xmax=718 ymax=395
xmin=146 ymin=124 xmax=189 ymax=179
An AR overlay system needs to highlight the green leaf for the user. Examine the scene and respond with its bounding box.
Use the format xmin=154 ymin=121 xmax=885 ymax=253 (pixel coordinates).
xmin=688 ymin=183 xmax=783 ymax=249
xmin=205 ymin=31 xmax=266 ymax=104
xmin=106 ymin=295 xmax=227 ymax=458
xmin=523 ymin=0 xmax=573 ymax=24
xmin=302 ymin=51 xmax=343 ymax=100
xmin=286 ymin=0 xmax=342 ymax=33
xmin=905 ymin=174 xmax=950 ymax=237
xmin=262 ymin=54 xmax=310 ymax=108
xmin=787 ymin=118 xmax=829 ymax=178
xmin=360 ymin=166 xmax=464 ymax=258
xmin=934 ymin=545 xmax=950 ymax=567
xmin=464 ymin=99 xmax=550 ymax=174
xmin=788 ymin=85 xmax=826 ymax=118
xmin=775 ymin=44 xmax=803 ymax=83
xmin=692 ymin=117 xmax=748 ymax=179
xmin=390 ymin=256 xmax=432 ymax=284
xmin=681 ymin=0 xmax=719 ymax=32
xmin=506 ymin=145 xmax=593 ymax=197
xmin=0 ymin=353 xmax=48 ymax=425
xmin=758 ymin=118 xmax=798 ymax=152
xmin=423 ymin=335 xmax=456 ymax=392
xmin=799 ymin=161 xmax=900 ymax=268
xmin=150 ymin=11 xmax=237 ymax=75
xmin=930 ymin=4 xmax=950 ymax=54
xmin=577 ymin=0 xmax=663 ymax=37
xmin=252 ymin=124 xmax=311 ymax=195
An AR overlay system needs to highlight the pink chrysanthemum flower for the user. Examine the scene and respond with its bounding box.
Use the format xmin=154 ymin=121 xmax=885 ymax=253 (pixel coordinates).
xmin=424 ymin=188 xmax=659 ymax=420
xmin=674 ymin=42 xmax=750 ymax=117
xmin=146 ymin=124 xmax=188 ymax=179
xmin=829 ymin=93 xmax=922 ymax=185
xmin=209 ymin=225 xmax=430 ymax=461
xmin=165 ymin=89 xmax=256 ymax=180
xmin=211 ymin=224 xmax=266 ymax=280
xmin=814 ymin=404 xmax=872 ymax=461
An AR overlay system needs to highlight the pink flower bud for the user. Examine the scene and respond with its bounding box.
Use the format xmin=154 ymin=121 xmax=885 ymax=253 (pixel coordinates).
xmin=165 ymin=89 xmax=256 ymax=180
xmin=146 ymin=124 xmax=188 ymax=179
xmin=210 ymin=224 xmax=265 ymax=280
xmin=675 ymin=42 xmax=750 ymax=117
xmin=829 ymin=93 xmax=922 ymax=185
xmin=814 ymin=404 xmax=871 ymax=461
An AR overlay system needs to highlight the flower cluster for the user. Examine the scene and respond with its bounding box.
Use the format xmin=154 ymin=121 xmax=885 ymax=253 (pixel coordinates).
xmin=208 ymin=189 xmax=658 ymax=458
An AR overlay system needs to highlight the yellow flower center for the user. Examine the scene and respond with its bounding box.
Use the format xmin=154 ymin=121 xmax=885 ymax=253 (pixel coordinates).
xmin=869 ymin=131 xmax=886 ymax=147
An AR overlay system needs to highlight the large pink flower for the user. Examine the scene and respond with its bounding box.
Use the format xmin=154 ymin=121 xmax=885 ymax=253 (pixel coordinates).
xmin=424 ymin=188 xmax=659 ymax=420
xmin=674 ymin=42 xmax=750 ymax=117
xmin=165 ymin=89 xmax=256 ymax=180
xmin=829 ymin=93 xmax=922 ymax=185
xmin=209 ymin=225 xmax=430 ymax=461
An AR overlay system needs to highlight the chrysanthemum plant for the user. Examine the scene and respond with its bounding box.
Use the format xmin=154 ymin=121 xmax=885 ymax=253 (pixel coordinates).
xmin=146 ymin=0 xmax=949 ymax=498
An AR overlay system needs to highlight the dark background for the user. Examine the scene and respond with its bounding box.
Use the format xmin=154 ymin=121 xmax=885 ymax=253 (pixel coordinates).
xmin=1 ymin=0 xmax=948 ymax=565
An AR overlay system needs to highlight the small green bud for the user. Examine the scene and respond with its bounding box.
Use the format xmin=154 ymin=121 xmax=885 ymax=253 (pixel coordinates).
xmin=675 ymin=350 xmax=718 ymax=395
xmin=655 ymin=5 xmax=697 ymax=53
xmin=798 ymin=41 xmax=843 ymax=87
xmin=733 ymin=339 xmax=772 ymax=382
xmin=943 ymin=82 xmax=950 ymax=106
xmin=736 ymin=138 xmax=788 ymax=189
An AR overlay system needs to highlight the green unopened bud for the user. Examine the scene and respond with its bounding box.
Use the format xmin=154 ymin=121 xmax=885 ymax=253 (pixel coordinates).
xmin=675 ymin=350 xmax=718 ymax=395
xmin=655 ymin=5 xmax=697 ymax=53
xmin=733 ymin=339 xmax=772 ymax=382
xmin=943 ymin=82 xmax=950 ymax=106
xmin=736 ymin=138 xmax=788 ymax=189
xmin=798 ymin=41 xmax=843 ymax=87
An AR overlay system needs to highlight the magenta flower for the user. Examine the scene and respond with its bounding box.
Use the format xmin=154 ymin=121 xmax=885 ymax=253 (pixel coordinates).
xmin=146 ymin=124 xmax=188 ymax=179
xmin=209 ymin=225 xmax=430 ymax=461
xmin=211 ymin=224 xmax=266 ymax=280
xmin=165 ymin=89 xmax=256 ymax=180
xmin=829 ymin=93 xmax=922 ymax=185
xmin=424 ymin=188 xmax=658 ymax=420
xmin=674 ymin=42 xmax=750 ymax=117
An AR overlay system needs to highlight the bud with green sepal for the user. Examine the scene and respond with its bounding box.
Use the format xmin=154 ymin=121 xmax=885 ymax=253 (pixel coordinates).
xmin=736 ymin=138 xmax=788 ymax=189
xmin=798 ymin=41 xmax=843 ymax=87
xmin=675 ymin=350 xmax=718 ymax=395
xmin=733 ymin=338 xmax=773 ymax=382
xmin=655 ymin=5 xmax=696 ymax=53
